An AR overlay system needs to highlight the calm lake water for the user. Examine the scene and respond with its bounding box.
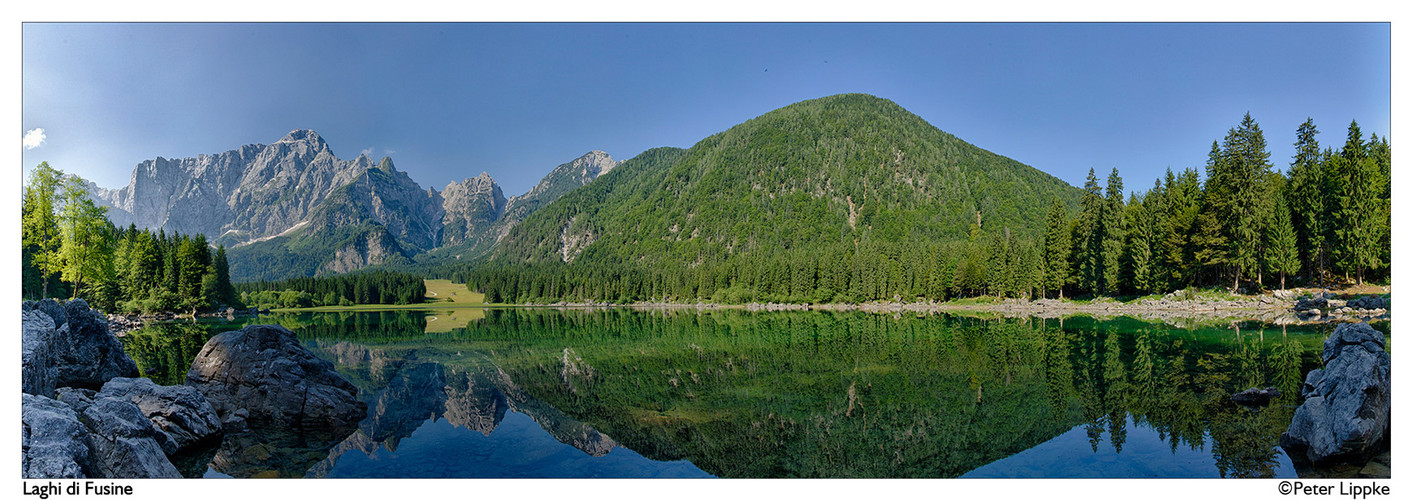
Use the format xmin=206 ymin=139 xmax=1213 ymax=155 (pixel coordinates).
xmin=118 ymin=308 xmax=1386 ymax=479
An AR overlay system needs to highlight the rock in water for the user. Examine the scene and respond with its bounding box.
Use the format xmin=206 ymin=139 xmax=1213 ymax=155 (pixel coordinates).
xmin=96 ymin=377 xmax=223 ymax=455
xmin=22 ymin=393 xmax=93 ymax=478
xmin=1230 ymin=387 xmax=1280 ymax=407
xmin=186 ymin=324 xmax=366 ymax=430
xmin=1280 ymin=322 xmax=1391 ymax=464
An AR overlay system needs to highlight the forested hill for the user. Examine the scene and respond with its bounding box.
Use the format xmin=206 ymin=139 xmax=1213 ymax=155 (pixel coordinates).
xmin=491 ymin=93 xmax=1083 ymax=267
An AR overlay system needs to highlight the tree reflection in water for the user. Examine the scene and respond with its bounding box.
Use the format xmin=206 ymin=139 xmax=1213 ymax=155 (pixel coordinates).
xmin=122 ymin=309 xmax=1359 ymax=478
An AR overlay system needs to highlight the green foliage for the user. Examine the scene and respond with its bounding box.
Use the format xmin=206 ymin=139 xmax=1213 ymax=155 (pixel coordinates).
xmin=1042 ymin=199 xmax=1072 ymax=298
xmin=235 ymin=270 xmax=426 ymax=308
xmin=471 ymin=94 xmax=1081 ymax=303
xmin=23 ymin=162 xmax=66 ymax=300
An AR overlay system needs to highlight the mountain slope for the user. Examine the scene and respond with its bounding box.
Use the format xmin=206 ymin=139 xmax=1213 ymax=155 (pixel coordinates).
xmin=491 ymin=94 xmax=1082 ymax=270
xmin=97 ymin=130 xmax=376 ymax=247
xmin=420 ymin=151 xmax=620 ymax=263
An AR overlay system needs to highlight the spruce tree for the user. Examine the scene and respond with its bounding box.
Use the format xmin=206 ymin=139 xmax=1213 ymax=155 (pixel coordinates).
xmin=1265 ymin=192 xmax=1300 ymax=290
xmin=1102 ymin=168 xmax=1126 ymax=295
xmin=1075 ymin=168 xmax=1104 ymax=296
xmin=1287 ymin=119 xmax=1326 ymax=284
xmin=1042 ymin=198 xmax=1071 ymax=299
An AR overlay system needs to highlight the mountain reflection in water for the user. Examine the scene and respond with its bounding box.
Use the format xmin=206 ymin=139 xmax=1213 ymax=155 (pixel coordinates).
xmin=122 ymin=309 xmax=1370 ymax=478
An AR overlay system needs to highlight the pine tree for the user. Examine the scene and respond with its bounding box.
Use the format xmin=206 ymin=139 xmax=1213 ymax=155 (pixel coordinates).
xmin=1102 ymin=168 xmax=1126 ymax=295
xmin=1287 ymin=118 xmax=1326 ymax=285
xmin=1125 ymin=192 xmax=1154 ymax=294
xmin=1075 ymin=168 xmax=1104 ymax=296
xmin=1330 ymin=121 xmax=1378 ymax=284
xmin=1042 ymin=198 xmax=1071 ymax=299
xmin=1264 ymin=192 xmax=1299 ymax=290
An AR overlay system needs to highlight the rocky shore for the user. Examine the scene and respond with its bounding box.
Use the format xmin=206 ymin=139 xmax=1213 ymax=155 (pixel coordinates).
xmin=104 ymin=307 xmax=266 ymax=337
xmin=21 ymin=299 xmax=365 ymax=478
xmin=539 ymin=289 xmax=1391 ymax=327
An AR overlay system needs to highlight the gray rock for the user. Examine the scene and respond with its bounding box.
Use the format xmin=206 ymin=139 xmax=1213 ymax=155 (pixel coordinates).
xmin=22 ymin=299 xmax=140 ymax=391
xmin=1231 ymin=387 xmax=1280 ymax=406
xmin=1281 ymin=322 xmax=1391 ymax=465
xmin=54 ymin=387 xmax=98 ymax=414
xmin=77 ymin=397 xmax=181 ymax=478
xmin=186 ymin=324 xmax=366 ymax=430
xmin=96 ymin=377 xmax=223 ymax=454
xmin=440 ymin=172 xmax=507 ymax=248
xmin=22 ymin=393 xmax=93 ymax=478
xmin=22 ymin=309 xmax=59 ymax=396
xmin=1321 ymin=321 xmax=1387 ymax=364
xmin=1295 ymin=296 xmax=1328 ymax=311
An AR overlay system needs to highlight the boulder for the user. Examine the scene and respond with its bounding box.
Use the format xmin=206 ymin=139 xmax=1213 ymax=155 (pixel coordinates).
xmin=1281 ymin=322 xmax=1391 ymax=465
xmin=1230 ymin=387 xmax=1280 ymax=407
xmin=1294 ymin=296 xmax=1327 ymax=311
xmin=74 ymin=397 xmax=182 ymax=478
xmin=22 ymin=393 xmax=93 ymax=478
xmin=21 ymin=299 xmax=139 ymax=390
xmin=186 ymin=324 xmax=366 ymax=430
xmin=96 ymin=377 xmax=223 ymax=454
xmin=21 ymin=309 xmax=59 ymax=397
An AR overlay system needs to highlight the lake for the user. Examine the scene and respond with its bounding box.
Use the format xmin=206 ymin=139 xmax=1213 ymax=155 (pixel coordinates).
xmin=118 ymin=308 xmax=1381 ymax=479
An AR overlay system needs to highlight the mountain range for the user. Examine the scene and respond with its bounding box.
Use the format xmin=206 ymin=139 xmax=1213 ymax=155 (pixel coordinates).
xmin=90 ymin=93 xmax=1080 ymax=283
xmin=92 ymin=130 xmax=617 ymax=281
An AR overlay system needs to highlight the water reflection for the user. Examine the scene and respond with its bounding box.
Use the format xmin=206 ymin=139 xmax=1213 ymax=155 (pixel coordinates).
xmin=122 ymin=309 xmax=1364 ymax=478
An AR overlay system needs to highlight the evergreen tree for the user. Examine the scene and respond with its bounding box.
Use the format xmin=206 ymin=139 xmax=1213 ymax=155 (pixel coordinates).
xmin=1102 ymin=168 xmax=1126 ymax=295
xmin=1264 ymin=193 xmax=1299 ymax=290
xmin=1329 ymin=121 xmax=1378 ymax=284
xmin=1224 ymin=113 xmax=1272 ymax=291
xmin=1074 ymin=168 xmax=1104 ymax=296
xmin=1042 ymin=198 xmax=1071 ymax=299
xmin=1125 ymin=192 xmax=1154 ymax=294
xmin=1287 ymin=119 xmax=1326 ymax=285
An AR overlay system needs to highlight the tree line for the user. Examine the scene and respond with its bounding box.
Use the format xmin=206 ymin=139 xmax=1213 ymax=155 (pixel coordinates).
xmin=458 ymin=115 xmax=1390 ymax=304
xmin=22 ymin=162 xmax=239 ymax=314
xmin=235 ymin=270 xmax=426 ymax=309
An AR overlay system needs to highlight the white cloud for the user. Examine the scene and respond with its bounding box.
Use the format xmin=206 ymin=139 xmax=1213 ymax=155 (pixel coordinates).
xmin=360 ymin=147 xmax=376 ymax=157
xmin=23 ymin=128 xmax=46 ymax=150
xmin=383 ymin=149 xmax=396 ymax=156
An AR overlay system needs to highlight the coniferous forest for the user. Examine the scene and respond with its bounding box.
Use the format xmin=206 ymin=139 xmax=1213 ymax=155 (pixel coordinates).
xmin=21 ymin=108 xmax=1391 ymax=310
xmin=458 ymin=114 xmax=1390 ymax=304
xmin=20 ymin=161 xmax=426 ymax=313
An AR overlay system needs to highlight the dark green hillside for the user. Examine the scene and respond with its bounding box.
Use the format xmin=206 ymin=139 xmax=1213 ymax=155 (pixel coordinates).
xmin=466 ymin=94 xmax=1084 ymax=303
xmin=497 ymin=94 xmax=1079 ymax=266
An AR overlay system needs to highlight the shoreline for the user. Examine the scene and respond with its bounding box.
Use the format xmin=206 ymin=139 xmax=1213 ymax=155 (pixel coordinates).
xmin=102 ymin=287 xmax=1392 ymax=330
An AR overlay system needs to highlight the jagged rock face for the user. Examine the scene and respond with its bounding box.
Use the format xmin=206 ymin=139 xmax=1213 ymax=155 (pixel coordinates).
xmin=492 ymin=151 xmax=618 ymax=244
xmin=74 ymin=396 xmax=184 ymax=478
xmin=21 ymin=299 xmax=139 ymax=392
xmin=94 ymin=129 xmax=374 ymax=246
xmin=307 ymin=158 xmax=445 ymax=252
xmin=186 ymin=324 xmax=367 ymax=430
xmin=440 ymin=172 xmax=507 ymax=247
xmin=319 ymin=227 xmax=406 ymax=275
xmin=1280 ymin=322 xmax=1391 ymax=465
xmin=22 ymin=393 xmax=93 ymax=478
xmin=22 ymin=308 xmax=59 ymax=397
xmin=96 ymin=377 xmax=223 ymax=455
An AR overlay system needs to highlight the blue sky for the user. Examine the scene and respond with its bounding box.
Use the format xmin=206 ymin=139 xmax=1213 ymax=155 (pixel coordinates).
xmin=22 ymin=23 xmax=1391 ymax=197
